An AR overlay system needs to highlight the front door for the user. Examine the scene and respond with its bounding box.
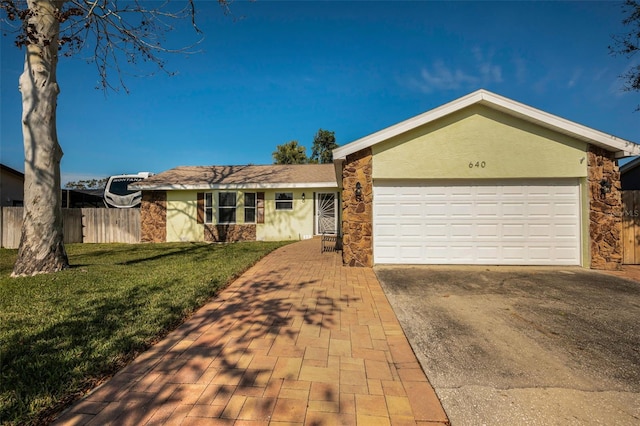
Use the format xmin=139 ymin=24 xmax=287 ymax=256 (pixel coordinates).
xmin=316 ymin=192 xmax=337 ymax=234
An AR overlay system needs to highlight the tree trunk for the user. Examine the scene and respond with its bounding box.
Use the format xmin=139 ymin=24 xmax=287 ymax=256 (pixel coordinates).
xmin=12 ymin=0 xmax=69 ymax=276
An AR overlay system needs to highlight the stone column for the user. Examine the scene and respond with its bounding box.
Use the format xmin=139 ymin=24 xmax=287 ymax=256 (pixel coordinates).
xmin=588 ymin=146 xmax=622 ymax=270
xmin=342 ymin=148 xmax=373 ymax=266
xmin=140 ymin=191 xmax=167 ymax=243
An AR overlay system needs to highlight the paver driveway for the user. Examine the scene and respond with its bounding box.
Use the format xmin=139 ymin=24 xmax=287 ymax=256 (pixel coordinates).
xmin=376 ymin=265 xmax=640 ymax=425
xmin=55 ymin=239 xmax=448 ymax=425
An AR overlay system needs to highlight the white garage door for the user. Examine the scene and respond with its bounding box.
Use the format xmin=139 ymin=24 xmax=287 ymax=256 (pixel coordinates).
xmin=373 ymin=179 xmax=581 ymax=265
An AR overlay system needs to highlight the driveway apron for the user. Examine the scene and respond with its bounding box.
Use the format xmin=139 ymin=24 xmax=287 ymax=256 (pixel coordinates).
xmin=376 ymin=265 xmax=640 ymax=426
xmin=55 ymin=239 xmax=448 ymax=426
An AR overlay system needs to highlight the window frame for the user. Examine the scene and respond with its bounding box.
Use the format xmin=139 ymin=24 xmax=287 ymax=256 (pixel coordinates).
xmin=275 ymin=192 xmax=294 ymax=211
xmin=244 ymin=192 xmax=257 ymax=223
xmin=218 ymin=192 xmax=237 ymax=224
xmin=204 ymin=193 xmax=214 ymax=224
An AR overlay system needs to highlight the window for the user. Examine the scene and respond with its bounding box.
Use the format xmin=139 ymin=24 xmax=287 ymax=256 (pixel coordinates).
xmin=244 ymin=193 xmax=256 ymax=223
xmin=218 ymin=192 xmax=236 ymax=223
xmin=204 ymin=193 xmax=214 ymax=224
xmin=275 ymin=192 xmax=293 ymax=210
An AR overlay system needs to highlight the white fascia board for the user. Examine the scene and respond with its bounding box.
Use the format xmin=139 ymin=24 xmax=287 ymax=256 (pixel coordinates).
xmin=333 ymin=89 xmax=640 ymax=159
xmin=333 ymin=159 xmax=344 ymax=189
xmin=479 ymin=91 xmax=640 ymax=157
xmin=133 ymin=182 xmax=338 ymax=191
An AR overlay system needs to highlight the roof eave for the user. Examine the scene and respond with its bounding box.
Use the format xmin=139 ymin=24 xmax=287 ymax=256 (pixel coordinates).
xmin=620 ymin=156 xmax=640 ymax=173
xmin=132 ymin=182 xmax=339 ymax=191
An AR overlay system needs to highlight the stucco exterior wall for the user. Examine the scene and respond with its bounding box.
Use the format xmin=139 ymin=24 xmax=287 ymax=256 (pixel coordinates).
xmin=167 ymin=190 xmax=202 ymax=242
xmin=372 ymin=105 xmax=588 ymax=180
xmin=162 ymin=188 xmax=336 ymax=242
xmin=257 ymin=189 xmax=311 ymax=241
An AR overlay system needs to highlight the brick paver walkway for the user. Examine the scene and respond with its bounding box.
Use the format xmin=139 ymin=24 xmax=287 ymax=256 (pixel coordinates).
xmin=55 ymin=238 xmax=449 ymax=425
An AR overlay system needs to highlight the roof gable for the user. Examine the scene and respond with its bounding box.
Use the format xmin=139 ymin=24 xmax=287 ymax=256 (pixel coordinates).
xmin=620 ymin=156 xmax=640 ymax=174
xmin=333 ymin=89 xmax=639 ymax=160
xmin=1 ymin=164 xmax=25 ymax=178
xmin=132 ymin=164 xmax=338 ymax=190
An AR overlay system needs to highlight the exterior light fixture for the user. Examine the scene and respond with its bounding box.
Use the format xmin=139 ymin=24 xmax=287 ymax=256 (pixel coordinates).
xmin=600 ymin=179 xmax=612 ymax=197
xmin=302 ymin=193 xmax=306 ymax=202
xmin=355 ymin=182 xmax=363 ymax=201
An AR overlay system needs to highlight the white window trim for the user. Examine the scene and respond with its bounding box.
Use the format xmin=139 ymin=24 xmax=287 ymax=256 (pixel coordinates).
xmin=275 ymin=192 xmax=294 ymax=211
xmin=204 ymin=193 xmax=214 ymax=224
xmin=244 ymin=192 xmax=257 ymax=224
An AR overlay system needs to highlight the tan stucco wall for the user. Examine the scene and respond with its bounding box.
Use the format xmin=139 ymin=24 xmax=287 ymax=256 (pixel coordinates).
xmin=165 ymin=188 xmax=338 ymax=242
xmin=166 ymin=190 xmax=201 ymax=242
xmin=372 ymin=105 xmax=588 ymax=179
xmin=257 ymin=189 xmax=336 ymax=241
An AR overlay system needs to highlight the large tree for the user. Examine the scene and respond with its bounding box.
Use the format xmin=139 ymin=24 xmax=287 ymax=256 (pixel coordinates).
xmin=64 ymin=177 xmax=108 ymax=190
xmin=610 ymin=0 xmax=640 ymax=110
xmin=310 ymin=128 xmax=338 ymax=164
xmin=2 ymin=1 xmax=226 ymax=276
xmin=272 ymin=140 xmax=309 ymax=164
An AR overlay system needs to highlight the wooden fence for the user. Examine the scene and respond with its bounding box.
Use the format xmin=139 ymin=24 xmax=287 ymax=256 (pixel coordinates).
xmin=1 ymin=207 xmax=140 ymax=249
xmin=622 ymin=190 xmax=640 ymax=265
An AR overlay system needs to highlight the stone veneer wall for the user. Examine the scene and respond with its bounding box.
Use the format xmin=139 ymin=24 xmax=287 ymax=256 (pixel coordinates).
xmin=342 ymin=148 xmax=373 ymax=267
xmin=141 ymin=191 xmax=167 ymax=243
xmin=588 ymin=146 xmax=623 ymax=270
xmin=204 ymin=224 xmax=256 ymax=243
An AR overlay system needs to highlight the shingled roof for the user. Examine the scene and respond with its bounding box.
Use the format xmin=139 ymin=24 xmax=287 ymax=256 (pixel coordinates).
xmin=131 ymin=164 xmax=338 ymax=190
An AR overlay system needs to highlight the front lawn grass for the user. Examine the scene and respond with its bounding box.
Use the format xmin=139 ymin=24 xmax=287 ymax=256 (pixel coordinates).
xmin=0 ymin=241 xmax=289 ymax=425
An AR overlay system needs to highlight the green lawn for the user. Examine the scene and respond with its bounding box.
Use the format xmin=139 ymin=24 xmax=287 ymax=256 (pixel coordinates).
xmin=0 ymin=241 xmax=289 ymax=425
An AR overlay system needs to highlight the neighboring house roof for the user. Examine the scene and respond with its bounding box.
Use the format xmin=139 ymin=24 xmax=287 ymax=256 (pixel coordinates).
xmin=131 ymin=164 xmax=338 ymax=190
xmin=333 ymin=89 xmax=640 ymax=161
xmin=1 ymin=164 xmax=25 ymax=178
xmin=620 ymin=156 xmax=640 ymax=174
xmin=71 ymin=188 xmax=105 ymax=197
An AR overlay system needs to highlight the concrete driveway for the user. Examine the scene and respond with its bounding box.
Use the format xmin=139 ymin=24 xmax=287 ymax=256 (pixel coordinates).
xmin=375 ymin=265 xmax=640 ymax=425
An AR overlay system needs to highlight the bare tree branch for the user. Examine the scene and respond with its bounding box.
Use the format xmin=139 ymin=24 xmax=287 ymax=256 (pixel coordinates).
xmin=2 ymin=0 xmax=223 ymax=92
xmin=610 ymin=0 xmax=640 ymax=110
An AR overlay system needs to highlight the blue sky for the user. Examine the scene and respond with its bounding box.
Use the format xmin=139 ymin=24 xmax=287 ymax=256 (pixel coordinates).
xmin=1 ymin=1 xmax=639 ymax=185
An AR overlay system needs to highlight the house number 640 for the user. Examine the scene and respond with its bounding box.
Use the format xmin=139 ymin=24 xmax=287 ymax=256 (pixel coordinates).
xmin=469 ymin=161 xmax=486 ymax=168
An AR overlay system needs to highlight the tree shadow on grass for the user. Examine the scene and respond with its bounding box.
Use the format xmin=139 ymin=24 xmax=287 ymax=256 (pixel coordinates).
xmin=1 ymin=280 xmax=178 ymax=424
xmin=66 ymin=243 xmax=214 ymax=268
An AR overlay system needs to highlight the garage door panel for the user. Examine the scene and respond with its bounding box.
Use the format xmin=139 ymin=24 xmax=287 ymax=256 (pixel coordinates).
xmin=477 ymin=248 xmax=500 ymax=261
xmin=375 ymin=224 xmax=398 ymax=237
xmin=400 ymin=224 xmax=422 ymax=237
xmin=553 ymin=224 xmax=579 ymax=238
xmin=554 ymin=203 xmax=579 ymax=216
xmin=476 ymin=224 xmax=499 ymax=237
xmin=450 ymin=202 xmax=473 ymax=217
xmin=425 ymin=203 xmax=448 ymax=217
xmin=373 ymin=179 xmax=580 ymax=265
xmin=476 ymin=202 xmax=499 ymax=216
xmin=448 ymin=246 xmax=475 ymax=261
xmin=501 ymin=223 xmax=525 ymax=238
xmin=503 ymin=245 xmax=528 ymax=259
xmin=451 ymin=224 xmax=474 ymax=237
